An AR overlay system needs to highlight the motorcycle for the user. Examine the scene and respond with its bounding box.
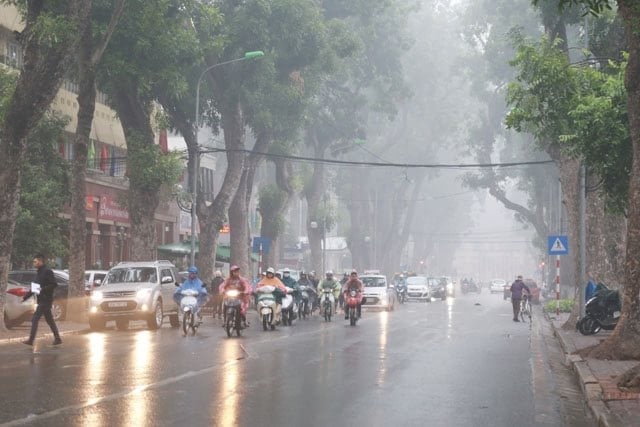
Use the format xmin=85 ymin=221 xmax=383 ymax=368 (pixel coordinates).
xmin=577 ymin=285 xmax=621 ymax=335
xmin=321 ymin=289 xmax=335 ymax=322
xmin=281 ymin=287 xmax=298 ymax=326
xmin=461 ymin=282 xmax=469 ymax=295
xmin=396 ymin=282 xmax=407 ymax=304
xmin=179 ymin=289 xmax=202 ymax=336
xmin=256 ymin=285 xmax=278 ymax=331
xmin=223 ymin=288 xmax=243 ymax=337
xmin=345 ymin=289 xmax=362 ymax=326
xmin=298 ymin=285 xmax=311 ymax=319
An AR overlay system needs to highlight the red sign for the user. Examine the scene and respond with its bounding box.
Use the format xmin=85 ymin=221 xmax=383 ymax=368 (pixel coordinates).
xmin=99 ymin=195 xmax=129 ymax=221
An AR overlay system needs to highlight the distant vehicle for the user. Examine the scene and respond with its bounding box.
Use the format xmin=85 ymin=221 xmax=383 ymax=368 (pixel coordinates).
xmin=406 ymin=276 xmax=430 ymax=302
xmin=9 ymin=269 xmax=69 ymax=321
xmin=85 ymin=270 xmax=108 ymax=295
xmin=428 ymin=277 xmax=447 ymax=300
xmin=360 ymin=274 xmax=396 ymax=311
xmin=3 ymin=279 xmax=36 ymax=329
xmin=523 ymin=279 xmax=541 ymax=304
xmin=489 ymin=279 xmax=506 ymax=294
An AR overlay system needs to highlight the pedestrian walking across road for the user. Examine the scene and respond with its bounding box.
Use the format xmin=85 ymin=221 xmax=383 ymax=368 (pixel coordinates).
xmin=22 ymin=254 xmax=62 ymax=346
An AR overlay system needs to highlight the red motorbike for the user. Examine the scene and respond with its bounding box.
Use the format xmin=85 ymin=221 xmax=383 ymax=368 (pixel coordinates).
xmin=344 ymin=289 xmax=363 ymax=326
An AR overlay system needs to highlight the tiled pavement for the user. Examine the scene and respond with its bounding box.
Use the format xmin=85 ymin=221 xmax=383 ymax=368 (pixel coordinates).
xmin=549 ymin=313 xmax=640 ymax=427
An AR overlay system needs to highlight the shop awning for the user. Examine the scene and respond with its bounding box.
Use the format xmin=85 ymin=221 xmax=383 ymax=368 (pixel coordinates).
xmin=157 ymin=242 xmax=256 ymax=262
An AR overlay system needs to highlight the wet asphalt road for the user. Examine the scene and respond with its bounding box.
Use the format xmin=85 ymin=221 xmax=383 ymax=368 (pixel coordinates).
xmin=0 ymin=291 xmax=592 ymax=427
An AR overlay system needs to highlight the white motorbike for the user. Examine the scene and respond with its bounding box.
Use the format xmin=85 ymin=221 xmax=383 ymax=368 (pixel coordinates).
xmin=256 ymin=285 xmax=278 ymax=331
xmin=281 ymin=286 xmax=298 ymax=326
xmin=179 ymin=289 xmax=202 ymax=336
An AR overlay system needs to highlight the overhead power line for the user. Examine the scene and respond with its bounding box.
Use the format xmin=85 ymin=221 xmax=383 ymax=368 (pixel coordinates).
xmin=199 ymin=147 xmax=554 ymax=169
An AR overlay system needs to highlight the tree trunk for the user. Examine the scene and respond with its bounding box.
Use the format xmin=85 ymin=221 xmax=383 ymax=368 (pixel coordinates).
xmin=304 ymin=131 xmax=326 ymax=275
xmin=587 ymin=1 xmax=640 ymax=365
xmin=230 ymin=132 xmax=271 ymax=274
xmin=68 ymin=6 xmax=97 ymax=322
xmin=111 ymin=85 xmax=160 ymax=261
xmin=196 ymin=102 xmax=246 ymax=281
xmin=0 ymin=1 xmax=89 ymax=330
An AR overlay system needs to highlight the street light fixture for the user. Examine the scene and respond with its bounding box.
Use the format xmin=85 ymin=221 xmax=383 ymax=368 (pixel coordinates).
xmin=190 ymin=50 xmax=264 ymax=267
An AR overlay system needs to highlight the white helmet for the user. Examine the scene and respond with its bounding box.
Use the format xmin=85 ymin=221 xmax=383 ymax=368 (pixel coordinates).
xmin=266 ymin=267 xmax=275 ymax=274
xmin=214 ymin=270 xmax=222 ymax=277
xmin=326 ymin=270 xmax=333 ymax=276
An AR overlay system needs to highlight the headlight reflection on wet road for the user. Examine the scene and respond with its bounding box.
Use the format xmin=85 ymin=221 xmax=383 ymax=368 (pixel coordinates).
xmin=126 ymin=331 xmax=152 ymax=426
xmin=84 ymin=332 xmax=107 ymax=426
xmin=376 ymin=311 xmax=389 ymax=387
xmin=212 ymin=341 xmax=242 ymax=426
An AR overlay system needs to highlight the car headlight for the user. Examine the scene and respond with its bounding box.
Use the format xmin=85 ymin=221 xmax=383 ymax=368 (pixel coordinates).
xmin=137 ymin=288 xmax=152 ymax=299
xmin=91 ymin=291 xmax=103 ymax=302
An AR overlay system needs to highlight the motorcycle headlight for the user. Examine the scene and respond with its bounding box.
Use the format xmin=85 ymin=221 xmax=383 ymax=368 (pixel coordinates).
xmin=91 ymin=291 xmax=103 ymax=302
xmin=226 ymin=289 xmax=239 ymax=297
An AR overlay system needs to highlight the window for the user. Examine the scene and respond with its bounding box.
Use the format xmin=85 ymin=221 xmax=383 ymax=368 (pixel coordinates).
xmin=4 ymin=42 xmax=22 ymax=69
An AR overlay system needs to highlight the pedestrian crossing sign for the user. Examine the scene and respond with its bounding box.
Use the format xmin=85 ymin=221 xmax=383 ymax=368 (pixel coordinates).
xmin=547 ymin=235 xmax=569 ymax=255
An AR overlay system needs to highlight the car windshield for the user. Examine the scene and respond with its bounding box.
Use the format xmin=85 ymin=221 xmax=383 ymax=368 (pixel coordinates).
xmin=104 ymin=267 xmax=157 ymax=285
xmin=407 ymin=277 xmax=427 ymax=286
xmin=427 ymin=278 xmax=441 ymax=287
xmin=362 ymin=277 xmax=385 ymax=287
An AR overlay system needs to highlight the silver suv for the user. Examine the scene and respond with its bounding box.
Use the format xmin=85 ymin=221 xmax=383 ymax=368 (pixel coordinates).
xmin=88 ymin=260 xmax=181 ymax=331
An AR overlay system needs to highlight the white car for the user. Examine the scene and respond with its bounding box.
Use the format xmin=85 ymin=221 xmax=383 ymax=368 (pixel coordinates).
xmin=3 ymin=279 xmax=36 ymax=329
xmin=406 ymin=276 xmax=431 ymax=302
xmin=85 ymin=270 xmax=108 ymax=294
xmin=490 ymin=279 xmax=507 ymax=294
xmin=88 ymin=261 xmax=181 ymax=331
xmin=360 ymin=274 xmax=396 ymax=311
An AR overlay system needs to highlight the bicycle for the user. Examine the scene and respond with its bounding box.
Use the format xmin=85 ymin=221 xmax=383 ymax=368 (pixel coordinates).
xmin=519 ymin=294 xmax=532 ymax=323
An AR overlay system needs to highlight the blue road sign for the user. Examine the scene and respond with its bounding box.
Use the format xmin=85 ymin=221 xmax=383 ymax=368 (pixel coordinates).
xmin=548 ymin=235 xmax=569 ymax=255
xmin=252 ymin=237 xmax=271 ymax=254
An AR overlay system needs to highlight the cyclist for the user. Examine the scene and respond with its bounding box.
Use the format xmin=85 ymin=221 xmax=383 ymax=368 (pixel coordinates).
xmin=510 ymin=275 xmax=530 ymax=322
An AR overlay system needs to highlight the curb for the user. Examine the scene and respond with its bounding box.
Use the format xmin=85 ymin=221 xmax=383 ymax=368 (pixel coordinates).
xmin=547 ymin=314 xmax=613 ymax=427
xmin=0 ymin=323 xmax=88 ymax=346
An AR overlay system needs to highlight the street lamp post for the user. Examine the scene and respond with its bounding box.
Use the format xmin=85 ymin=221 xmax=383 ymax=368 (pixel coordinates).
xmin=190 ymin=51 xmax=264 ymax=267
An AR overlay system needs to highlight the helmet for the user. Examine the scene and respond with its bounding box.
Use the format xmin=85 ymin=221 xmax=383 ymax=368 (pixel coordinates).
xmin=283 ymin=268 xmax=290 ymax=273
xmin=325 ymin=270 xmax=333 ymax=276
xmin=214 ymin=270 xmax=222 ymax=277
xmin=266 ymin=267 xmax=275 ymax=274
xmin=350 ymin=269 xmax=358 ymax=275
xmin=230 ymin=265 xmax=240 ymax=272
xmin=188 ymin=266 xmax=198 ymax=274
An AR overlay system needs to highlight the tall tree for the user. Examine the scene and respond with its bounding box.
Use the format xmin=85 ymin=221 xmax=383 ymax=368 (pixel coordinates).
xmin=67 ymin=0 xmax=126 ymax=322
xmin=0 ymin=0 xmax=90 ymax=331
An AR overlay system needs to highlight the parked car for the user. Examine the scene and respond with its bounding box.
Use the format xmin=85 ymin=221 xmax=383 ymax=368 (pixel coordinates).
xmin=9 ymin=269 xmax=69 ymax=321
xmin=406 ymin=276 xmax=431 ymax=302
xmin=85 ymin=270 xmax=108 ymax=295
xmin=88 ymin=260 xmax=181 ymax=331
xmin=3 ymin=279 xmax=36 ymax=329
xmin=489 ymin=279 xmax=506 ymax=294
xmin=360 ymin=274 xmax=396 ymax=311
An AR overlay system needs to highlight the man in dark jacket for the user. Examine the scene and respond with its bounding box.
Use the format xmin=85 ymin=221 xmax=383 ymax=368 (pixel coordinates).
xmin=211 ymin=270 xmax=225 ymax=319
xmin=22 ymin=254 xmax=62 ymax=346
xmin=510 ymin=275 xmax=530 ymax=322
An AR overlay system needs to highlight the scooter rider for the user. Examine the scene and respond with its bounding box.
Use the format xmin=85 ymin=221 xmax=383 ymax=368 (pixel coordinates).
xmin=256 ymin=267 xmax=288 ymax=324
xmin=343 ymin=269 xmax=364 ymax=319
xmin=220 ymin=265 xmax=252 ymax=327
xmin=281 ymin=268 xmax=300 ymax=318
xmin=318 ymin=271 xmax=341 ymax=314
xmin=298 ymin=271 xmax=317 ymax=311
xmin=173 ymin=266 xmax=209 ymax=321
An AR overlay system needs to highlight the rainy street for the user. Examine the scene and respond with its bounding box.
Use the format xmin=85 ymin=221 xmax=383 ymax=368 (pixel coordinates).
xmin=0 ymin=292 xmax=592 ymax=427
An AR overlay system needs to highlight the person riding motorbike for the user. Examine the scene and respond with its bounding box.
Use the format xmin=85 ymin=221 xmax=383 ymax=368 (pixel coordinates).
xmin=256 ymin=267 xmax=288 ymax=325
xmin=298 ymin=271 xmax=317 ymax=312
xmin=318 ymin=270 xmax=341 ymax=314
xmin=339 ymin=272 xmax=349 ymax=308
xmin=343 ymin=269 xmax=364 ymax=319
xmin=220 ymin=265 xmax=252 ymax=327
xmin=281 ymin=268 xmax=300 ymax=319
xmin=173 ymin=266 xmax=209 ymax=321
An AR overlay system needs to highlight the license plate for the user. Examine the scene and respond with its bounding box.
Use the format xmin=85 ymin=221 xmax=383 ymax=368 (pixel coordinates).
xmin=108 ymin=301 xmax=127 ymax=308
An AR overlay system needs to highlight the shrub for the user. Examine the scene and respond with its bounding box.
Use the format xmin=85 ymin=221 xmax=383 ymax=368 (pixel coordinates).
xmin=543 ymin=298 xmax=574 ymax=313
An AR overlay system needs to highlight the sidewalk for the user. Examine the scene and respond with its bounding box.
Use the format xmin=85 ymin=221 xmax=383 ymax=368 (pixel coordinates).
xmin=549 ymin=312 xmax=640 ymax=427
xmin=0 ymin=320 xmax=88 ymax=345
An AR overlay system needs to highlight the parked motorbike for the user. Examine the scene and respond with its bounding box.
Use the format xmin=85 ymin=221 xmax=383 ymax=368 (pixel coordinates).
xmin=223 ymin=288 xmax=243 ymax=337
xmin=179 ymin=289 xmax=202 ymax=336
xmin=298 ymin=285 xmax=311 ymax=319
xmin=321 ymin=289 xmax=334 ymax=322
xmin=345 ymin=289 xmax=362 ymax=326
xmin=281 ymin=287 xmax=298 ymax=326
xmin=256 ymin=285 xmax=278 ymax=331
xmin=576 ymin=285 xmax=621 ymax=335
